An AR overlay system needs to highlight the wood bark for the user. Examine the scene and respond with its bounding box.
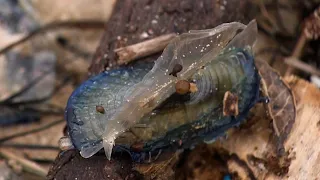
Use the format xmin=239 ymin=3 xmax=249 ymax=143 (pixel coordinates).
xmin=88 ymin=0 xmax=257 ymax=76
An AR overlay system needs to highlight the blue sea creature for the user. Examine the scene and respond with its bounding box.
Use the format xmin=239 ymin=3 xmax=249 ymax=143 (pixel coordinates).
xmin=64 ymin=20 xmax=261 ymax=162
xmin=223 ymin=174 xmax=232 ymax=180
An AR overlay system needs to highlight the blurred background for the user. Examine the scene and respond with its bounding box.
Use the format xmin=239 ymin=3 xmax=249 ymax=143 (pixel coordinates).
xmin=0 ymin=0 xmax=115 ymax=179
xmin=0 ymin=0 xmax=319 ymax=179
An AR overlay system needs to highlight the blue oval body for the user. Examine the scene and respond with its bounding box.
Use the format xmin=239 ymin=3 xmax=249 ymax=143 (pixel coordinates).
xmin=65 ymin=48 xmax=260 ymax=162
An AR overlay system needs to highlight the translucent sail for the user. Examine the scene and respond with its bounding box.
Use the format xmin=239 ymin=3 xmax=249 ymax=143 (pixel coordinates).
xmin=101 ymin=21 xmax=257 ymax=160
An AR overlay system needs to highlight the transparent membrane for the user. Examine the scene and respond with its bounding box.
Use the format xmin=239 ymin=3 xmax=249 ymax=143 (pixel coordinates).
xmin=96 ymin=20 xmax=258 ymax=160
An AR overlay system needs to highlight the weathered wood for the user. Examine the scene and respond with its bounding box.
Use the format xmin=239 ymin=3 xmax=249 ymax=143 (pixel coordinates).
xmin=88 ymin=0 xmax=257 ymax=76
xmin=47 ymin=150 xmax=141 ymax=180
xmin=210 ymin=76 xmax=320 ymax=180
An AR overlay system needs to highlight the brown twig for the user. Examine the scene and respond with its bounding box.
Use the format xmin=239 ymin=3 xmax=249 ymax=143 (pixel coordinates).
xmin=0 ymin=20 xmax=105 ymax=55
xmin=1 ymin=143 xmax=59 ymax=150
xmin=284 ymin=34 xmax=308 ymax=76
xmin=285 ymin=6 xmax=320 ymax=76
xmin=284 ymin=57 xmax=320 ymax=77
xmin=0 ymin=119 xmax=64 ymax=144
xmin=0 ymin=149 xmax=47 ymax=177
xmin=114 ymin=33 xmax=176 ymax=65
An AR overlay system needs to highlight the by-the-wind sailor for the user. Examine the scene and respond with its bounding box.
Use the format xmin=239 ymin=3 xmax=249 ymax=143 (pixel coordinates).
xmin=65 ymin=20 xmax=261 ymax=162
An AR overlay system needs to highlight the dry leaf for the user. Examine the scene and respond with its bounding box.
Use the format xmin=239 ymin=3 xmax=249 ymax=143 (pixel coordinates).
xmin=255 ymin=59 xmax=296 ymax=150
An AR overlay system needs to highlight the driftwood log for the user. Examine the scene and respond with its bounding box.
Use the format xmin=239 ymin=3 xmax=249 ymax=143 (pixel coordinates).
xmin=47 ymin=0 xmax=320 ymax=180
xmin=88 ymin=0 xmax=257 ymax=76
